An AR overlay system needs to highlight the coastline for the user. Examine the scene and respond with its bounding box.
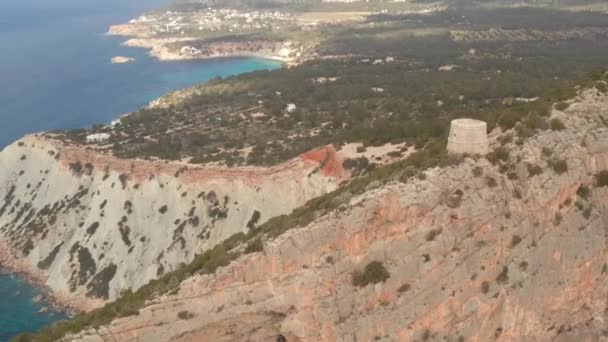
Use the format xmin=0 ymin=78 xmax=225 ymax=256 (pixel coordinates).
xmin=0 ymin=8 xmax=291 ymax=333
xmin=0 ymin=239 xmax=85 ymax=316
xmin=107 ymin=22 xmax=306 ymax=66
xmin=119 ymin=36 xmax=302 ymax=66
xmin=0 ymin=38 xmax=283 ymax=325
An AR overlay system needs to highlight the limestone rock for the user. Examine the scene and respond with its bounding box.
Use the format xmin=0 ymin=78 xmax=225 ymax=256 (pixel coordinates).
xmin=0 ymin=137 xmax=345 ymax=309
xmin=67 ymin=89 xmax=608 ymax=341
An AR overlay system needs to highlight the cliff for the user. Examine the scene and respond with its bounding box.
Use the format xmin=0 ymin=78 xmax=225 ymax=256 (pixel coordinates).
xmin=64 ymin=88 xmax=608 ymax=341
xmin=0 ymin=136 xmax=345 ymax=310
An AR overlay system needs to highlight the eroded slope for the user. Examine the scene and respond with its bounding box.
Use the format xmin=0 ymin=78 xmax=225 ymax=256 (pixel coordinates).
xmin=66 ymin=89 xmax=608 ymax=340
xmin=0 ymin=137 xmax=345 ymax=309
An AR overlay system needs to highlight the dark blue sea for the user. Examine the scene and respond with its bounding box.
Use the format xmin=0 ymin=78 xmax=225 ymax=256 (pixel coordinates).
xmin=0 ymin=0 xmax=280 ymax=339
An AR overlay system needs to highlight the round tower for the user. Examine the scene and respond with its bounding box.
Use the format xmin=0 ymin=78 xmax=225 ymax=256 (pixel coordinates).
xmin=446 ymin=118 xmax=489 ymax=155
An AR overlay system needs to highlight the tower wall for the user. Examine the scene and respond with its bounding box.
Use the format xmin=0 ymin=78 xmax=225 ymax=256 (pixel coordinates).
xmin=447 ymin=119 xmax=489 ymax=155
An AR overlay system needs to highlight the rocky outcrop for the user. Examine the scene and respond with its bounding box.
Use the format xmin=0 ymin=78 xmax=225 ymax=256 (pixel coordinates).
xmin=0 ymin=136 xmax=345 ymax=310
xmin=68 ymin=88 xmax=608 ymax=340
xmin=111 ymin=56 xmax=135 ymax=64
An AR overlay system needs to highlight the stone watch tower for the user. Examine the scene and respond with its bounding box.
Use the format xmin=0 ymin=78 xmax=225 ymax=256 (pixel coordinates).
xmin=447 ymin=118 xmax=489 ymax=155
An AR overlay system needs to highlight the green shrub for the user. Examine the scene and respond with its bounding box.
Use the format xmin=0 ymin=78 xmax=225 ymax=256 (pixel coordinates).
xmin=69 ymin=161 xmax=83 ymax=175
xmin=496 ymin=266 xmax=509 ymax=284
xmin=12 ymin=334 xmax=32 ymax=342
xmin=426 ymin=228 xmax=443 ymax=241
xmin=498 ymin=111 xmax=525 ymax=130
xmin=481 ymin=281 xmax=490 ymax=294
xmin=526 ymin=163 xmax=543 ymax=177
xmin=397 ymin=283 xmax=411 ymax=293
xmin=550 ymin=118 xmax=565 ymax=131
xmin=554 ymin=213 xmax=563 ymax=226
xmin=497 ymin=133 xmax=513 ymax=146
xmin=352 ymin=261 xmax=390 ymax=287
xmin=596 ymin=82 xmax=607 ymax=93
xmin=596 ymin=170 xmax=608 ymax=187
xmin=551 ymin=159 xmax=568 ymax=174
xmin=472 ymin=166 xmax=483 ymax=177
xmin=486 ymin=147 xmax=510 ymax=165
xmin=244 ymin=239 xmax=264 ymax=254
xmin=387 ymin=150 xmax=402 ymax=158
xmin=583 ymin=207 xmax=592 ymax=219
xmin=555 ymin=102 xmax=570 ymax=111
xmin=486 ymin=177 xmax=497 ymax=187
xmin=577 ymin=185 xmax=591 ymax=200
xmin=510 ymin=235 xmax=522 ymax=248
xmin=177 ymin=310 xmax=194 ymax=320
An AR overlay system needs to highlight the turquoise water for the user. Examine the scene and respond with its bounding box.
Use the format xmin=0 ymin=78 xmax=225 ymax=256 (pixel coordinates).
xmin=0 ymin=273 xmax=68 ymax=341
xmin=0 ymin=0 xmax=281 ymax=148
xmin=0 ymin=0 xmax=280 ymax=339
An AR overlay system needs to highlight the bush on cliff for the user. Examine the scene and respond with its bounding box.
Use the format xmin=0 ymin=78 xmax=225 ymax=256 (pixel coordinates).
xmin=244 ymin=239 xmax=264 ymax=254
xmin=550 ymin=118 xmax=565 ymax=131
xmin=555 ymin=102 xmax=570 ymax=111
xmin=352 ymin=261 xmax=390 ymax=287
xmin=551 ymin=159 xmax=568 ymax=174
xmin=596 ymin=171 xmax=608 ymax=187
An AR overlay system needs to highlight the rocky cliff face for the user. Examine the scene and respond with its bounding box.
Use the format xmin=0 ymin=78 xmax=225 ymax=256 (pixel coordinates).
xmin=68 ymin=88 xmax=608 ymax=341
xmin=0 ymin=136 xmax=344 ymax=310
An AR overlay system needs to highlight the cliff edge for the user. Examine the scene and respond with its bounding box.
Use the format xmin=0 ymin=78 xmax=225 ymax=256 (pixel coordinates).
xmin=0 ymin=136 xmax=345 ymax=310
xmin=63 ymin=88 xmax=608 ymax=340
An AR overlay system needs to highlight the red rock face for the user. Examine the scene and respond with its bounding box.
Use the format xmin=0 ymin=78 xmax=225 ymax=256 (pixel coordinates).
xmin=300 ymin=145 xmax=345 ymax=178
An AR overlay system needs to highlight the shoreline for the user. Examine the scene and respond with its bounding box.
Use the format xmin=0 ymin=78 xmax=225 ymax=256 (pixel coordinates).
xmin=106 ymin=21 xmax=305 ymax=67
xmin=0 ymin=17 xmax=292 ymax=334
xmin=0 ymin=240 xmax=82 ymax=317
xmin=0 ymin=268 xmax=75 ymax=319
xmin=119 ymin=36 xmax=301 ymax=66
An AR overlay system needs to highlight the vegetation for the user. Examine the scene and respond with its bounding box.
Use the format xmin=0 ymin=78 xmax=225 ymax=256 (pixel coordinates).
xmin=555 ymin=102 xmax=570 ymax=111
xmin=550 ymin=118 xmax=565 ymax=131
xmin=54 ymin=7 xmax=608 ymax=167
xmin=18 ymin=5 xmax=608 ymax=341
xmin=527 ymin=163 xmax=543 ymax=177
xmin=496 ymin=266 xmax=509 ymax=284
xmin=481 ymin=281 xmax=490 ymax=294
xmin=352 ymin=261 xmax=390 ymax=287
xmin=244 ymin=239 xmax=264 ymax=254
xmin=551 ymin=159 xmax=569 ymax=174
xmin=577 ymin=185 xmax=591 ymax=200
xmin=177 ymin=310 xmax=195 ymax=320
xmin=596 ymin=171 xmax=608 ymax=187
xmin=510 ymin=235 xmax=522 ymax=248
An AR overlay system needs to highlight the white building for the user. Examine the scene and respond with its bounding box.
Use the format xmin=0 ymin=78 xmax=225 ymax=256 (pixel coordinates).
xmin=86 ymin=133 xmax=111 ymax=144
xmin=286 ymin=103 xmax=297 ymax=113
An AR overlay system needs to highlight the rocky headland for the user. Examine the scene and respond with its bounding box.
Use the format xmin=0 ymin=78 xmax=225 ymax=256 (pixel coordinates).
xmin=106 ymin=9 xmax=313 ymax=64
xmin=56 ymin=87 xmax=608 ymax=341
xmin=0 ymin=134 xmax=346 ymax=312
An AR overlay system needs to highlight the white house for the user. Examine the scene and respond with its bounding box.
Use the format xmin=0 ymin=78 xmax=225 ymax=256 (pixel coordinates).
xmin=286 ymin=103 xmax=297 ymax=113
xmin=86 ymin=133 xmax=111 ymax=144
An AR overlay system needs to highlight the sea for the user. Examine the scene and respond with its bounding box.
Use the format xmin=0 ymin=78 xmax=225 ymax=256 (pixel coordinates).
xmin=0 ymin=0 xmax=280 ymax=339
